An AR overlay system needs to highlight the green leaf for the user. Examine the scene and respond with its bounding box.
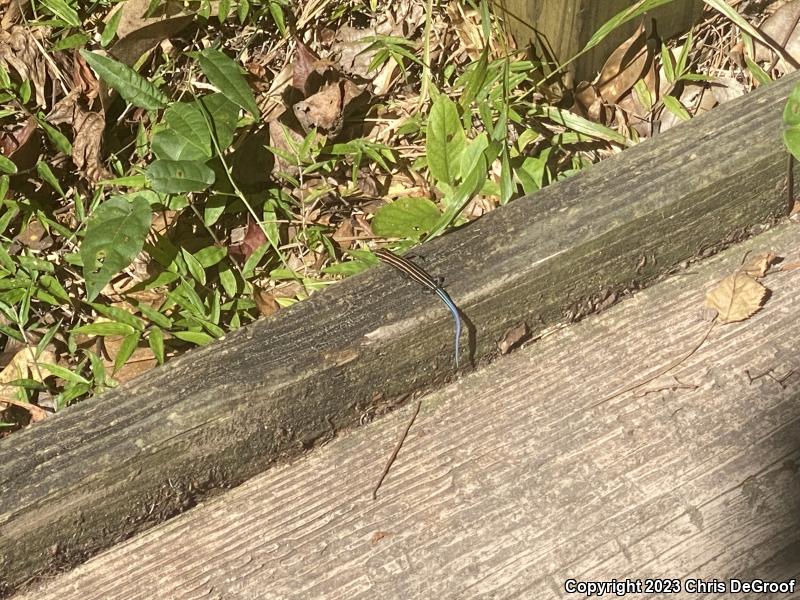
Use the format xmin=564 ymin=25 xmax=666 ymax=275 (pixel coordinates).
xmin=151 ymin=102 xmax=213 ymax=161
xmin=101 ymin=5 xmax=124 ymax=46
xmin=145 ymin=159 xmax=215 ymax=193
xmin=0 ymin=154 xmax=17 ymax=174
xmin=172 ymin=330 xmax=214 ymax=345
xmin=371 ymin=197 xmax=442 ymax=241
xmin=36 ymin=161 xmax=65 ymax=195
xmin=80 ymin=50 xmax=169 ymax=110
xmin=218 ymin=262 xmax=238 ymax=297
xmin=196 ymin=93 xmax=239 ymax=151
xmin=72 ymin=321 xmax=137 ymax=336
xmin=662 ymin=95 xmax=691 ymax=121
xmin=114 ymin=332 xmax=141 ymax=373
xmin=136 ymin=301 xmax=173 ymax=329
xmin=148 ymin=327 xmax=165 ymax=364
xmin=426 ymin=94 xmax=466 ymax=187
xmin=81 ymin=194 xmax=152 ymax=301
xmin=195 ymin=48 xmax=260 ymax=118
xmin=745 ymin=56 xmax=772 ymax=85
xmin=461 ymin=44 xmax=489 ymax=110
xmin=194 ymin=245 xmax=227 ymax=268
xmin=40 ymin=0 xmax=81 ymax=27
xmin=40 ymin=362 xmax=90 ymax=385
xmin=537 ymin=106 xmax=630 ymax=145
xmin=581 ymin=0 xmax=675 ymax=56
xmin=36 ymin=115 xmax=73 ymax=155
xmin=784 ymin=83 xmax=800 ymax=161
xmin=459 ymin=133 xmax=489 ymax=182
xmin=88 ymin=302 xmax=146 ymax=330
xmin=51 ymin=32 xmax=90 ymax=52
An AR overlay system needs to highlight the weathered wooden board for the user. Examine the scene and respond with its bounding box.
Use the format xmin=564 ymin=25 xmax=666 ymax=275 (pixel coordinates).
xmin=13 ymin=222 xmax=800 ymax=600
xmin=1 ymin=71 xmax=797 ymax=595
xmin=502 ymin=0 xmax=703 ymax=84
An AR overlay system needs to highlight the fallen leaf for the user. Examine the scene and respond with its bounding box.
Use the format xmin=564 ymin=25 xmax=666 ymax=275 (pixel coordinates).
xmin=107 ymin=0 xmax=193 ymax=66
xmin=705 ymin=272 xmax=767 ymax=324
xmin=0 ymin=347 xmax=55 ymax=422
xmin=0 ymin=25 xmax=48 ymax=106
xmin=48 ymin=91 xmax=111 ymax=182
xmin=0 ymin=115 xmax=40 ymax=171
xmin=742 ymin=252 xmax=779 ymax=278
xmin=292 ymin=38 xmax=329 ymax=95
xmin=229 ymin=218 xmax=268 ymax=262
xmin=253 ymin=286 xmax=280 ymax=317
xmin=14 ymin=218 xmax=53 ymax=251
xmin=752 ymin=0 xmax=800 ymax=74
xmin=294 ymin=80 xmax=346 ymax=133
xmin=497 ymin=322 xmax=528 ymax=354
xmin=596 ymin=22 xmax=651 ymax=105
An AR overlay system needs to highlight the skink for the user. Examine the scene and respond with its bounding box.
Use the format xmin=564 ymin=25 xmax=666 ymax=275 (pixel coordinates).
xmin=375 ymin=249 xmax=462 ymax=369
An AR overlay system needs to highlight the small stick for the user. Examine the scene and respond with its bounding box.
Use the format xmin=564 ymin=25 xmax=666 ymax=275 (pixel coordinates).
xmin=372 ymin=400 xmax=422 ymax=500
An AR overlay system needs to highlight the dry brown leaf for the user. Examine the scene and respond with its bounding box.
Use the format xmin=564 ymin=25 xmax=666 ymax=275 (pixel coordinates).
xmin=752 ymin=0 xmax=800 ymax=74
xmin=705 ymin=272 xmax=767 ymax=324
xmin=0 ymin=115 xmax=40 ymax=171
xmin=229 ymin=218 xmax=268 ymax=262
xmin=268 ymin=118 xmax=304 ymax=176
xmin=0 ymin=347 xmax=55 ymax=422
xmin=0 ymin=25 xmax=47 ymax=106
xmin=293 ymin=80 xmax=344 ymax=132
xmin=742 ymin=252 xmax=779 ymax=278
xmin=253 ymin=286 xmax=280 ymax=317
xmin=48 ymin=91 xmax=110 ymax=182
xmin=107 ymin=0 xmax=193 ymax=66
xmin=14 ymin=218 xmax=53 ymax=251
xmin=597 ymin=22 xmax=651 ymax=105
xmin=292 ymin=38 xmax=329 ymax=95
xmin=497 ymin=322 xmax=528 ymax=354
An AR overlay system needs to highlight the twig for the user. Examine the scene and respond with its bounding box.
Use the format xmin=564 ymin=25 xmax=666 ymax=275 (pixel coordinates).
xmin=372 ymin=400 xmax=422 ymax=500
xmin=590 ymin=317 xmax=717 ymax=409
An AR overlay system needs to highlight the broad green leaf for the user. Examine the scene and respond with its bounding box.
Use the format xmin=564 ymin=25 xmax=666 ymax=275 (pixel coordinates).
xmin=72 ymin=321 xmax=137 ymax=336
xmin=80 ymin=50 xmax=169 ymax=110
xmin=371 ymin=197 xmax=441 ymax=241
xmin=197 ymin=93 xmax=239 ymax=151
xmin=36 ymin=161 xmax=64 ymax=195
xmin=145 ymin=159 xmax=215 ymax=193
xmin=745 ymin=56 xmax=772 ymax=85
xmin=784 ymin=83 xmax=800 ymax=161
xmin=36 ymin=115 xmax=72 ymax=155
xmin=151 ymin=102 xmax=213 ymax=161
xmin=0 ymin=155 xmax=16 ymax=174
xmin=136 ymin=301 xmax=173 ymax=329
xmin=196 ymin=48 xmax=260 ymax=118
xmin=218 ymin=262 xmax=238 ymax=297
xmin=81 ymin=194 xmax=152 ymax=301
xmin=426 ymin=94 xmax=466 ymax=187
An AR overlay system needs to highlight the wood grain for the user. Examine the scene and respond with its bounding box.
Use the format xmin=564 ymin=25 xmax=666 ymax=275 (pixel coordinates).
xmin=14 ymin=223 xmax=800 ymax=600
xmin=1 ymin=71 xmax=797 ymax=595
